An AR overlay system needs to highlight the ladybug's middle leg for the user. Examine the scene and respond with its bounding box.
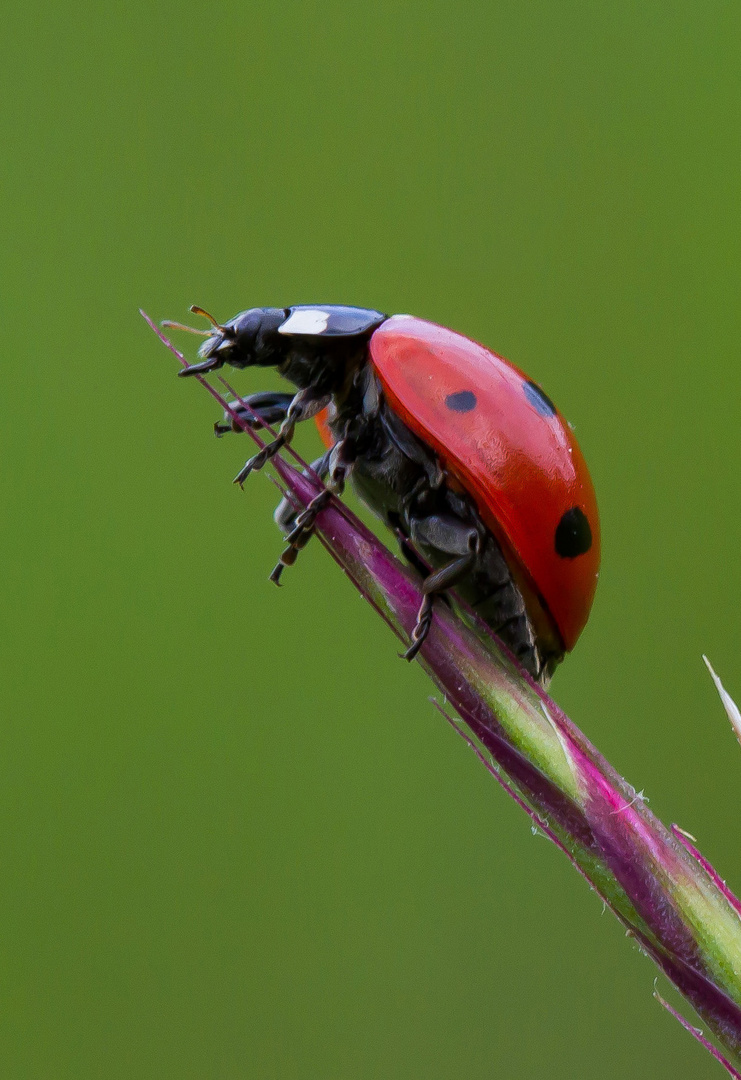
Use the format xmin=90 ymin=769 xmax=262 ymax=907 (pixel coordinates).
xmin=269 ymin=438 xmax=356 ymax=585
xmin=233 ymin=386 xmax=331 ymax=485
xmin=402 ymin=514 xmax=481 ymax=661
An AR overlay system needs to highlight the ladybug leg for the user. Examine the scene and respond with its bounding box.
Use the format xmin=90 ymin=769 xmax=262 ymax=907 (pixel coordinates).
xmin=269 ymin=440 xmax=355 ymax=586
xmin=403 ymin=555 xmax=477 ymax=661
xmin=214 ymin=391 xmax=295 ymax=436
xmin=270 ymin=452 xmax=330 ymax=540
xmin=395 ymin=533 xmax=432 ymax=580
xmin=402 ymin=515 xmax=481 ymax=661
xmin=380 ymin=405 xmax=445 ymax=490
xmin=273 ymin=452 xmax=331 ymax=534
xmin=233 ymin=387 xmax=332 ymax=485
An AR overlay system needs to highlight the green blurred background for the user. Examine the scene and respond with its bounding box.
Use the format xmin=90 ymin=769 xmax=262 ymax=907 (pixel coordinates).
xmin=1 ymin=1 xmax=739 ymax=1076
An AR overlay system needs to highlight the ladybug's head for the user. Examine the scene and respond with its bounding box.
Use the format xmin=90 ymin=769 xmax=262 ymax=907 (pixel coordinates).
xmin=176 ymin=306 xmax=288 ymax=377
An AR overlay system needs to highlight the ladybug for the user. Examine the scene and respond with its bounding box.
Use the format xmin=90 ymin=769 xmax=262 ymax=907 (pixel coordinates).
xmin=174 ymin=304 xmax=600 ymax=681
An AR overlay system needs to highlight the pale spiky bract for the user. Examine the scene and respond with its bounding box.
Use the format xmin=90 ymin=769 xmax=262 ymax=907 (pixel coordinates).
xmin=704 ymin=656 xmax=741 ymax=751
xmin=145 ymin=311 xmax=741 ymax=1076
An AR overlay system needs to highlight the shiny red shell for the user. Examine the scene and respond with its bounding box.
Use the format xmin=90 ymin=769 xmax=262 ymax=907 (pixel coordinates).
xmin=317 ymin=315 xmax=600 ymax=652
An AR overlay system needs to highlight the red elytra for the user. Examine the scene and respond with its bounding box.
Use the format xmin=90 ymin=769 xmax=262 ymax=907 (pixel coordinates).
xmin=316 ymin=315 xmax=599 ymax=652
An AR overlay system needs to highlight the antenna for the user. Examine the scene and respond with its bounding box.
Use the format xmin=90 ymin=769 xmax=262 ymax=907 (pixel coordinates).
xmin=160 ymin=319 xmax=212 ymax=337
xmin=189 ymin=305 xmax=236 ymax=338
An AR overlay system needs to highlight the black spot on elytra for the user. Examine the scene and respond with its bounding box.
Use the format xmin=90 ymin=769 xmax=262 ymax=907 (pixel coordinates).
xmin=524 ymin=380 xmax=556 ymax=418
xmin=445 ymin=390 xmax=477 ymax=412
xmin=555 ymin=507 xmax=592 ymax=558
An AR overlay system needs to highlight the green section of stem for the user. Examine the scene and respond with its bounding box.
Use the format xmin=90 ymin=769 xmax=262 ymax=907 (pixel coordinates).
xmin=326 ymin=505 xmax=741 ymax=1067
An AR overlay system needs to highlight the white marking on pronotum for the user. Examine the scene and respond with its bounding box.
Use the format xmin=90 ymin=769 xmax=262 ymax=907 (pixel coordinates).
xmin=703 ymin=655 xmax=741 ymax=748
xmin=278 ymin=309 xmax=330 ymax=335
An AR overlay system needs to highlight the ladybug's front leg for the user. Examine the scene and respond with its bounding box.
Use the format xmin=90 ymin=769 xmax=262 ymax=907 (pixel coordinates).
xmin=402 ymin=514 xmax=481 ymax=661
xmin=233 ymin=386 xmax=331 ymax=486
xmin=214 ymin=391 xmax=295 ymax=436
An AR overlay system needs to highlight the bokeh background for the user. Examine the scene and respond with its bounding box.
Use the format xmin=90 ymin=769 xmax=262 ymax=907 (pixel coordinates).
xmin=1 ymin=2 xmax=740 ymax=1076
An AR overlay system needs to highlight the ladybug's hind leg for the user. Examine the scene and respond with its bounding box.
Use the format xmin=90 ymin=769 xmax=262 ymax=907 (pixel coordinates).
xmin=402 ymin=515 xmax=481 ymax=661
xmin=233 ymin=386 xmax=331 ymax=485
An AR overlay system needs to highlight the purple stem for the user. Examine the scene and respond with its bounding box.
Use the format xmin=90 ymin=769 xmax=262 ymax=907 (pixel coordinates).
xmin=655 ymin=991 xmax=741 ymax=1080
xmin=672 ymin=826 xmax=741 ymax=920
xmin=145 ymin=311 xmax=741 ymax=1068
xmin=272 ymin=451 xmax=741 ymax=1059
